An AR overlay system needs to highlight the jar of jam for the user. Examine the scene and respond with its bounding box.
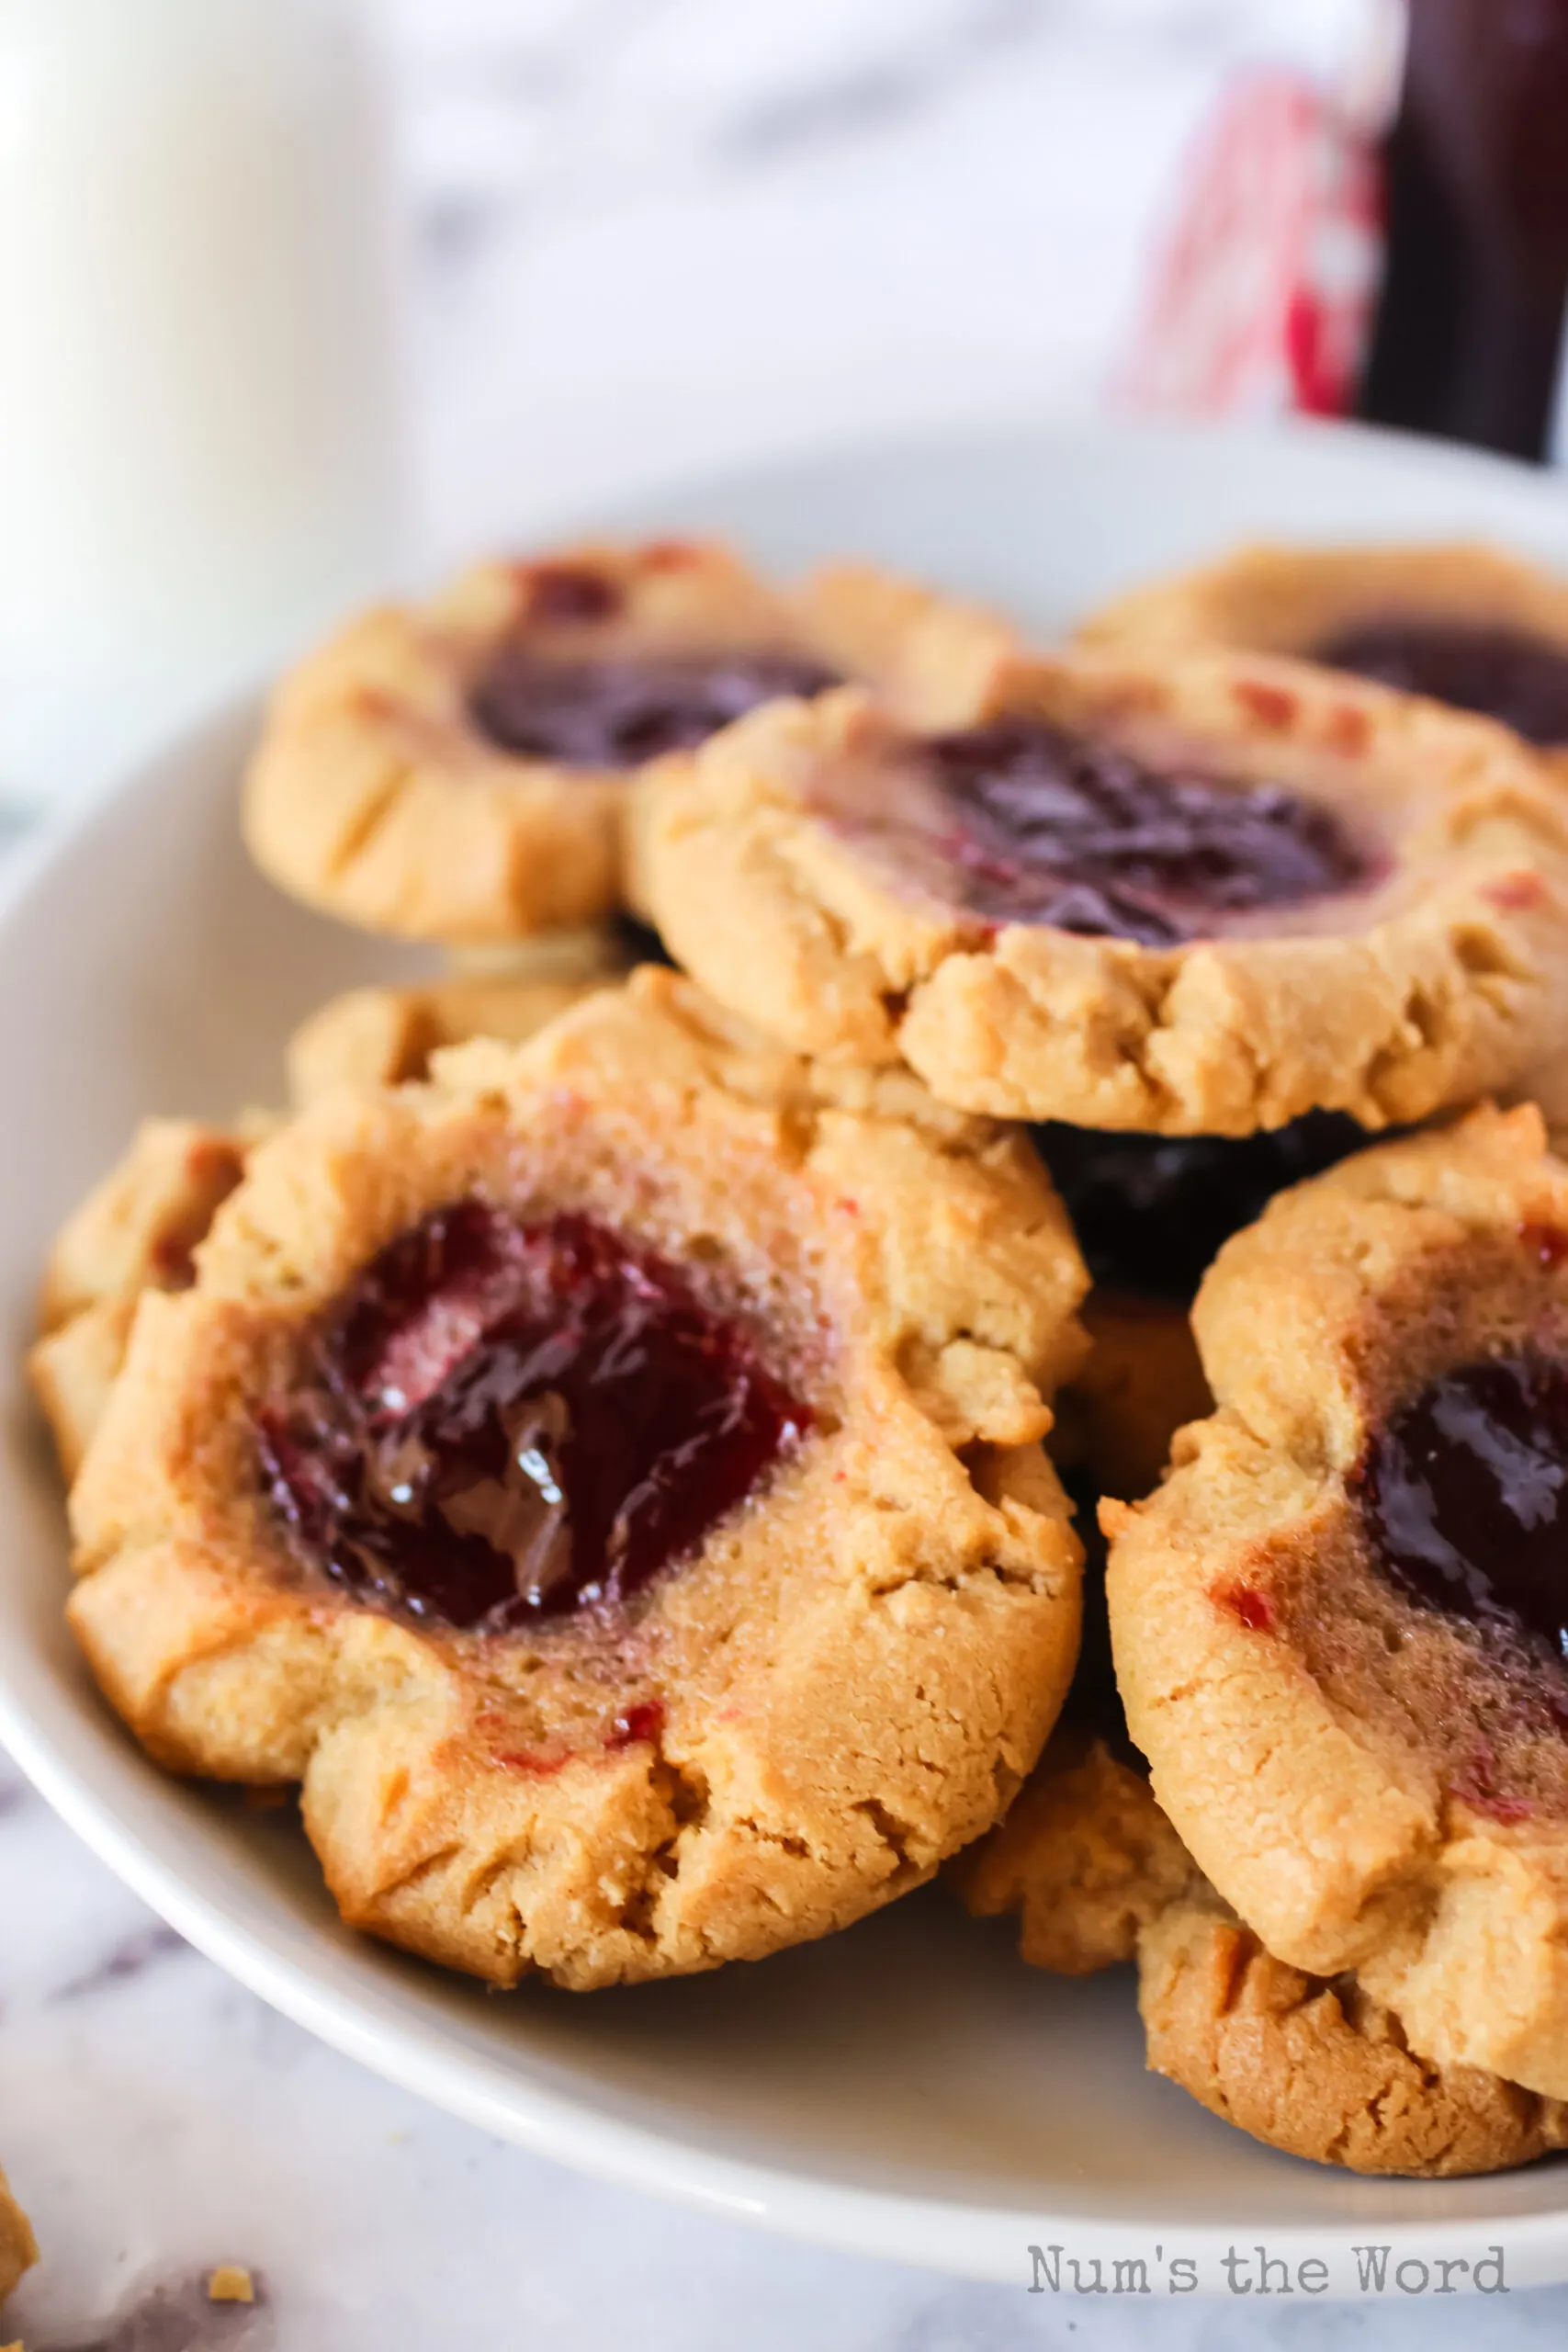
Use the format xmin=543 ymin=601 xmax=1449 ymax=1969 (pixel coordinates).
xmin=1358 ymin=0 xmax=1568 ymax=460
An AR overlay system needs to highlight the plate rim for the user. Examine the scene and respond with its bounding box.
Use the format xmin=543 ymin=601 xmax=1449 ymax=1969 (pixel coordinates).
xmin=8 ymin=413 xmax=1568 ymax=2294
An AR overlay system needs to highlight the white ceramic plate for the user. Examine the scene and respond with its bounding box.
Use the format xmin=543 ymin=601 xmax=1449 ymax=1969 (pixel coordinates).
xmin=7 ymin=421 xmax=1568 ymax=2297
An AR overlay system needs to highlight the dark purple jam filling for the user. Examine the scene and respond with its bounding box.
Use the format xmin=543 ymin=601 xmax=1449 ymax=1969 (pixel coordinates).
xmin=518 ymin=562 xmax=625 ymax=626
xmin=468 ymin=645 xmax=841 ymax=768
xmin=1314 ymin=617 xmax=1568 ymax=747
xmin=1032 ymin=1113 xmax=1371 ymax=1301
xmin=913 ymin=720 xmax=1373 ymax=944
xmin=1357 ymin=1355 xmax=1568 ymax=1661
xmin=255 ymin=1203 xmax=810 ymax=1633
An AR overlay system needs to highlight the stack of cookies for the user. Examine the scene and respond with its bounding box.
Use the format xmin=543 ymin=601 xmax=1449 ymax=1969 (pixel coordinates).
xmin=30 ymin=530 xmax=1568 ymax=2183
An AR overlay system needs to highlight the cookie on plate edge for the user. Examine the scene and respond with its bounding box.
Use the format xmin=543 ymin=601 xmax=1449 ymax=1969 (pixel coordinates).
xmin=66 ymin=972 xmax=1089 ymax=1989
xmin=1108 ymin=1102 xmax=1568 ymax=2098
xmin=957 ymin=1577 xmax=1568 ymax=2174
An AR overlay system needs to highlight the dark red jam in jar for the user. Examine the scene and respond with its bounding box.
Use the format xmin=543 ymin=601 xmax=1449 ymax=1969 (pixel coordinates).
xmin=1314 ymin=619 xmax=1568 ymax=748
xmin=255 ymin=1203 xmax=811 ymax=1633
xmin=897 ymin=720 xmax=1373 ymax=944
xmin=1356 ymin=1354 xmax=1568 ymax=1662
xmin=1032 ymin=1114 xmax=1371 ymax=1301
xmin=468 ymin=646 xmax=841 ymax=768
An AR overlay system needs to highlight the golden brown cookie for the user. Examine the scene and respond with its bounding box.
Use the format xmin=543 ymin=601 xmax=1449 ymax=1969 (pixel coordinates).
xmin=960 ymin=1711 xmax=1568 ymax=2175
xmin=1108 ymin=1102 xmax=1568 ymax=2096
xmin=243 ymin=540 xmax=1018 ymax=946
xmin=952 ymin=1727 xmax=1194 ymax=1973
xmin=789 ymin=560 xmax=1022 ymax=725
xmin=1050 ymin=1293 xmax=1210 ymax=1504
xmin=29 ymin=1116 xmax=265 ymax=1478
xmin=1508 ymin=1053 xmax=1568 ymax=1160
xmin=287 ymin=971 xmax=619 ymax=1106
xmin=635 ymin=653 xmax=1568 ymax=1134
xmin=67 ymin=971 xmax=1089 ymax=1990
xmin=1141 ymin=1890 xmax=1568 ymax=2178
xmin=1077 ymin=541 xmax=1568 ymax=763
xmin=0 ymin=2160 xmax=37 ymax=2303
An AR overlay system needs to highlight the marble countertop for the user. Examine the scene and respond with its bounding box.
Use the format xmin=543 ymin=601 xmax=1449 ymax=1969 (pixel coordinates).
xmin=8 ymin=3 xmax=1568 ymax=2343
xmin=6 ymin=1747 xmax=1568 ymax=2350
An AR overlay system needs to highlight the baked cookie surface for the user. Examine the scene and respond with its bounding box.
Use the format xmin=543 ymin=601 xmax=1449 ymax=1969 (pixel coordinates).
xmin=953 ymin=1727 xmax=1194 ymax=1974
xmin=29 ymin=1116 xmax=264 ymax=1479
xmin=243 ymin=540 xmax=1019 ymax=945
xmin=1140 ymin=1888 xmax=1568 ymax=2178
xmin=287 ymin=969 xmax=618 ymax=1106
xmin=636 ymin=653 xmax=1568 ymax=1133
xmin=68 ymin=972 xmax=1089 ymax=1989
xmin=1077 ymin=541 xmax=1568 ymax=757
xmin=1107 ymin=1102 xmax=1568 ymax=2096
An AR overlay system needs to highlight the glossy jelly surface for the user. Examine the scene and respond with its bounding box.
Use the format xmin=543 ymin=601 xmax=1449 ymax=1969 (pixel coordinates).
xmin=1358 ymin=1354 xmax=1568 ymax=1659
xmin=257 ymin=1203 xmax=810 ymax=1632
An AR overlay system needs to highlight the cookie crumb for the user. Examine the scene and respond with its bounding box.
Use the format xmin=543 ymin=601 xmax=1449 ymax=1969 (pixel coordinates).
xmin=207 ymin=2267 xmax=254 ymax=2304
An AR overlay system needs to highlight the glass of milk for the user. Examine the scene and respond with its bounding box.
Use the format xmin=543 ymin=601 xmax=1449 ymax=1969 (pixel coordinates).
xmin=0 ymin=0 xmax=408 ymax=807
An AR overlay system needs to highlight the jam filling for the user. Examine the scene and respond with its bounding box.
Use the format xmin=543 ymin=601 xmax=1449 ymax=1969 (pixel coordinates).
xmin=903 ymin=719 xmax=1373 ymax=944
xmin=256 ymin=1203 xmax=810 ymax=1633
xmin=468 ymin=645 xmax=840 ymax=768
xmin=1033 ymin=1113 xmax=1371 ymax=1301
xmin=1357 ymin=1354 xmax=1568 ymax=1661
xmin=1314 ymin=617 xmax=1568 ymax=747
xmin=517 ymin=562 xmax=625 ymax=625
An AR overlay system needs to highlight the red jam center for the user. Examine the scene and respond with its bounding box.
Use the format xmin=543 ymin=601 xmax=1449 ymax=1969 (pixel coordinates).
xmin=1032 ymin=1113 xmax=1371 ymax=1301
xmin=468 ymin=646 xmax=841 ymax=768
xmin=909 ymin=720 xmax=1372 ymax=944
xmin=256 ymin=1204 xmax=810 ymax=1633
xmin=1357 ymin=1355 xmax=1568 ymax=1660
xmin=1314 ymin=618 xmax=1568 ymax=747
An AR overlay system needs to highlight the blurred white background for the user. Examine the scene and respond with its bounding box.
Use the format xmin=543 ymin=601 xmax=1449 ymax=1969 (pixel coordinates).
xmin=0 ymin=0 xmax=1382 ymax=806
xmin=389 ymin=0 xmax=1371 ymax=554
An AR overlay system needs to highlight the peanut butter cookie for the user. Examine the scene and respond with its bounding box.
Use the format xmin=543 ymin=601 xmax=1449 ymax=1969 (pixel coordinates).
xmin=287 ymin=970 xmax=617 ymax=1106
xmin=636 ymin=655 xmax=1568 ymax=1133
xmin=1142 ymin=1889 xmax=1568 ymax=2178
xmin=953 ymin=1727 xmax=1194 ymax=1973
xmin=1077 ymin=541 xmax=1568 ymax=763
xmin=1109 ymin=1102 xmax=1568 ymax=2097
xmin=67 ymin=972 xmax=1089 ymax=1989
xmin=244 ymin=540 xmax=1018 ymax=945
xmin=30 ymin=1116 xmax=265 ymax=1478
